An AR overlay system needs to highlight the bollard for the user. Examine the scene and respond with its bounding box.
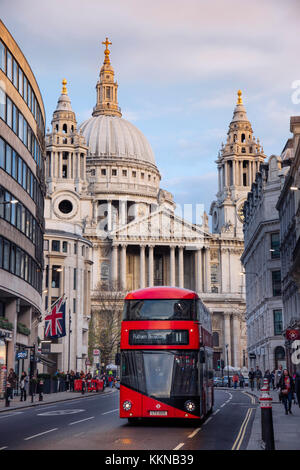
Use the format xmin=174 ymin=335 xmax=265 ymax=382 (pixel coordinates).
xmin=260 ymin=378 xmax=275 ymax=450
xmin=5 ymin=383 xmax=11 ymax=407
xmin=38 ymin=380 xmax=44 ymax=401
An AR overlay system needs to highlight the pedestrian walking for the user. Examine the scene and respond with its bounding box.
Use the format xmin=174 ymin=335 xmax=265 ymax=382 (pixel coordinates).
xmin=270 ymin=370 xmax=276 ymax=390
xmin=70 ymin=370 xmax=75 ymax=392
xmin=255 ymin=366 xmax=262 ymax=390
xmin=232 ymin=373 xmax=239 ymax=389
xmin=239 ymin=373 xmax=245 ymax=388
xmin=264 ymin=369 xmax=271 ymax=385
xmin=20 ymin=371 xmax=29 ymax=401
xmin=278 ymin=369 xmax=295 ymax=415
xmin=7 ymin=368 xmax=17 ymax=399
xmin=65 ymin=371 xmax=70 ymax=391
xmin=295 ymin=369 xmax=300 ymax=407
xmin=249 ymin=368 xmax=255 ymax=391
xmin=275 ymin=364 xmax=283 ymax=389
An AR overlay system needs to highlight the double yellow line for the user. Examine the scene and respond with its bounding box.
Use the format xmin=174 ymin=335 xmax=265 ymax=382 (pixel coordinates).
xmin=231 ymin=408 xmax=253 ymax=450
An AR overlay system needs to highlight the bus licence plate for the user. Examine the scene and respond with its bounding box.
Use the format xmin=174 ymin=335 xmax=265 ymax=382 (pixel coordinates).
xmin=149 ymin=411 xmax=168 ymax=416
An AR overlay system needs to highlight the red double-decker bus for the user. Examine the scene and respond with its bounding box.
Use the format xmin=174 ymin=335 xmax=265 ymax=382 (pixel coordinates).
xmin=119 ymin=286 xmax=214 ymax=422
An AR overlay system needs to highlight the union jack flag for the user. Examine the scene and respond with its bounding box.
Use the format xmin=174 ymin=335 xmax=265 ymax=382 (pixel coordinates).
xmin=44 ymin=296 xmax=66 ymax=339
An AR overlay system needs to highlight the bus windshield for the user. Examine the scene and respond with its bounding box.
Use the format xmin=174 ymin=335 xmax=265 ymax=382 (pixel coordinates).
xmin=121 ymin=350 xmax=198 ymax=398
xmin=122 ymin=299 xmax=196 ymax=321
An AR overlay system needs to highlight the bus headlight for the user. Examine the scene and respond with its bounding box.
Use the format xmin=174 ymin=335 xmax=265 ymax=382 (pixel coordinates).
xmin=185 ymin=400 xmax=196 ymax=412
xmin=123 ymin=400 xmax=132 ymax=411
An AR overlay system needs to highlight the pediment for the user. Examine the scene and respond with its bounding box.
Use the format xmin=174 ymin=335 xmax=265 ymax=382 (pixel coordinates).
xmin=109 ymin=207 xmax=212 ymax=243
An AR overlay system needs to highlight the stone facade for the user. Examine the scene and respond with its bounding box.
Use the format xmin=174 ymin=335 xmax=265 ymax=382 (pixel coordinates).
xmin=43 ymin=45 xmax=266 ymax=370
xmin=242 ymin=156 xmax=285 ymax=372
xmin=276 ymin=116 xmax=300 ymax=373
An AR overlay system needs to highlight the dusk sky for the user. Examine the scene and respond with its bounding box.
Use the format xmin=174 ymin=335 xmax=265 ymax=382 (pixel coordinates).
xmin=2 ymin=0 xmax=300 ymax=223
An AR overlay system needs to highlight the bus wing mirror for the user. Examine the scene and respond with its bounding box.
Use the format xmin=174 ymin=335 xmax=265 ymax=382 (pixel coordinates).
xmin=199 ymin=350 xmax=205 ymax=363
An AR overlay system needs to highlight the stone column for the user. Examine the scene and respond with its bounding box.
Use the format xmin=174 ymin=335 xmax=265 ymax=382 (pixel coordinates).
xmin=119 ymin=199 xmax=127 ymax=226
xmin=240 ymin=161 xmax=243 ymax=187
xmin=121 ymin=244 xmax=127 ymax=291
xmin=148 ymin=245 xmax=154 ymax=287
xmin=224 ymin=313 xmax=232 ymax=366
xmin=107 ymin=201 xmax=112 ymax=231
xmin=140 ymin=245 xmax=145 ymax=288
xmin=170 ymin=246 xmax=175 ymax=286
xmin=204 ymin=247 xmax=211 ymax=293
xmin=233 ymin=315 xmax=240 ymax=368
xmin=196 ymin=248 xmax=202 ymax=293
xmin=224 ymin=162 xmax=228 ymax=187
xmin=178 ymin=246 xmax=184 ymax=288
xmin=111 ymin=244 xmax=118 ymax=284
xmin=58 ymin=152 xmax=62 ymax=178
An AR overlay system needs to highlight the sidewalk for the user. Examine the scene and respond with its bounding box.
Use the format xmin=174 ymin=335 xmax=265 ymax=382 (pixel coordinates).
xmin=247 ymin=388 xmax=300 ymax=450
xmin=0 ymin=387 xmax=115 ymax=412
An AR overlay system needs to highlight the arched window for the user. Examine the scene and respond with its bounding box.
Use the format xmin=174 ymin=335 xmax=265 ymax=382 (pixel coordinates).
xmin=233 ymin=134 xmax=237 ymax=142
xmin=241 ymin=133 xmax=246 ymax=143
xmin=213 ymin=332 xmax=219 ymax=347
xmin=55 ymin=124 xmax=59 ymax=131
xmin=62 ymin=123 xmax=67 ymax=133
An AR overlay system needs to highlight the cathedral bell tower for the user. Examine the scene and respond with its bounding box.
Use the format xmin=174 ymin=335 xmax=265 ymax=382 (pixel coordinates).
xmin=210 ymin=90 xmax=266 ymax=238
xmin=92 ymin=38 xmax=122 ymax=117
xmin=45 ymin=79 xmax=88 ymax=194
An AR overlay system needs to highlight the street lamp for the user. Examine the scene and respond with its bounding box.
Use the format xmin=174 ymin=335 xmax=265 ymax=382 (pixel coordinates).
xmin=0 ymin=199 xmax=18 ymax=205
xmin=225 ymin=344 xmax=230 ymax=388
xmin=290 ymin=186 xmax=300 ymax=191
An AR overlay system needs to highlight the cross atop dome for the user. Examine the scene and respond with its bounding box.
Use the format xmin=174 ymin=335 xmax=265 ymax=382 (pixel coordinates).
xmin=102 ymin=37 xmax=112 ymax=64
xmin=237 ymin=89 xmax=243 ymax=105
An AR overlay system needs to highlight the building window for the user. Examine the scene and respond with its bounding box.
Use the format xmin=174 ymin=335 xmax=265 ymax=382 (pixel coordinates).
xmin=141 ymin=173 xmax=144 ymax=179
xmin=241 ymin=147 xmax=246 ymax=153
xmin=73 ymin=298 xmax=76 ymax=313
xmin=122 ymin=169 xmax=127 ymax=177
xmin=132 ymin=171 xmax=136 ymax=177
xmin=52 ymin=240 xmax=60 ymax=252
xmin=91 ymin=169 xmax=95 ymax=176
xmin=101 ymin=169 xmax=106 ymax=176
xmin=74 ymin=243 xmax=77 ymax=254
xmin=73 ymin=268 xmax=77 ymax=290
xmin=272 ymin=270 xmax=281 ymax=297
xmin=112 ymin=169 xmax=117 ymax=176
xmin=51 ymin=265 xmax=61 ymax=288
xmin=270 ymin=232 xmax=280 ymax=259
xmin=213 ymin=332 xmax=219 ymax=347
xmin=62 ymin=241 xmax=68 ymax=253
xmin=273 ymin=309 xmax=283 ymax=335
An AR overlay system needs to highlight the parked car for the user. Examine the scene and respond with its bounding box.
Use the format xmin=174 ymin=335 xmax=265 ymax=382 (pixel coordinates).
xmin=213 ymin=377 xmax=222 ymax=387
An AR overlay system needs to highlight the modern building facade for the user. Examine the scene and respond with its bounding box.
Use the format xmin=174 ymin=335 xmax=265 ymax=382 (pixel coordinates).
xmin=242 ymin=156 xmax=285 ymax=372
xmin=0 ymin=20 xmax=45 ymax=385
xmin=276 ymin=116 xmax=300 ymax=373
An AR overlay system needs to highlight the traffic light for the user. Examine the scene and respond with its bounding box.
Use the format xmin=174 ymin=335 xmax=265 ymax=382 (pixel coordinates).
xmin=221 ymin=359 xmax=225 ymax=370
xmin=217 ymin=359 xmax=221 ymax=370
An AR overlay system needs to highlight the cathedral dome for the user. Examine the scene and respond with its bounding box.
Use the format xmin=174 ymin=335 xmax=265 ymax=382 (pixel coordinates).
xmin=79 ymin=114 xmax=157 ymax=166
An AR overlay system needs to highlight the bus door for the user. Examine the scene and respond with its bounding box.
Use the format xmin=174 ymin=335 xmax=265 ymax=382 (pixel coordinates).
xmin=198 ymin=348 xmax=205 ymax=417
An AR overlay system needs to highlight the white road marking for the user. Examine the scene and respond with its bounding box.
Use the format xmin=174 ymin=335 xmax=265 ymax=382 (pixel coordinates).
xmin=187 ymin=427 xmax=201 ymax=438
xmin=203 ymin=417 xmax=212 ymax=425
xmin=101 ymin=408 xmax=119 ymax=415
xmin=69 ymin=416 xmax=95 ymax=426
xmin=0 ymin=412 xmax=24 ymax=419
xmin=221 ymin=403 xmax=226 ymax=408
xmin=173 ymin=442 xmax=185 ymax=450
xmin=213 ymin=409 xmax=220 ymax=415
xmin=37 ymin=409 xmax=85 ymax=416
xmin=24 ymin=428 xmax=58 ymax=441
xmin=0 ymin=447 xmax=8 ymax=450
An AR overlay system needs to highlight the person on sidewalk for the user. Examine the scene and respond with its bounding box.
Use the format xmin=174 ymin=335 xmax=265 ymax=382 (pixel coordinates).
xmin=7 ymin=368 xmax=17 ymax=399
xmin=249 ymin=368 xmax=255 ymax=391
xmin=295 ymin=369 xmax=300 ymax=407
xmin=278 ymin=369 xmax=295 ymax=415
xmin=275 ymin=364 xmax=283 ymax=389
xmin=239 ymin=373 xmax=245 ymax=388
xmin=270 ymin=370 xmax=276 ymax=390
xmin=255 ymin=366 xmax=262 ymax=390
xmin=20 ymin=371 xmax=29 ymax=402
xmin=264 ymin=369 xmax=271 ymax=385
xmin=232 ymin=373 xmax=239 ymax=389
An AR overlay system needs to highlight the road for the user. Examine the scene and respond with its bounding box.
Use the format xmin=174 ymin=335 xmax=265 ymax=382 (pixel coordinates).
xmin=0 ymin=389 xmax=256 ymax=450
